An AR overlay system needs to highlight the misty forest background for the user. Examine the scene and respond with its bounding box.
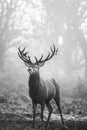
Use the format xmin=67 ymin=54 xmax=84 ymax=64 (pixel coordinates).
xmin=0 ymin=0 xmax=87 ymax=118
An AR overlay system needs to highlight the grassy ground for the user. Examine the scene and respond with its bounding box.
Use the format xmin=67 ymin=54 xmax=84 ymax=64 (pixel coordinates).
xmin=0 ymin=112 xmax=87 ymax=130
xmin=0 ymin=102 xmax=87 ymax=130
xmin=0 ymin=77 xmax=87 ymax=130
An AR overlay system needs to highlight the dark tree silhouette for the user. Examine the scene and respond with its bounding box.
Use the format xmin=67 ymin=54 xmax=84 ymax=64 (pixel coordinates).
xmin=65 ymin=0 xmax=87 ymax=79
xmin=0 ymin=0 xmax=18 ymax=71
xmin=46 ymin=0 xmax=87 ymax=79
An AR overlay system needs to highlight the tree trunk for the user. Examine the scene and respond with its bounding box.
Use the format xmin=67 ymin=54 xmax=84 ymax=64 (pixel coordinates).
xmin=0 ymin=42 xmax=6 ymax=72
xmin=74 ymin=28 xmax=87 ymax=80
xmin=63 ymin=28 xmax=74 ymax=78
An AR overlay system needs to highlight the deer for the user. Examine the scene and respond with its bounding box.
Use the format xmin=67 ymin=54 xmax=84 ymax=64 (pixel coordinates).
xmin=18 ymin=44 xmax=66 ymax=129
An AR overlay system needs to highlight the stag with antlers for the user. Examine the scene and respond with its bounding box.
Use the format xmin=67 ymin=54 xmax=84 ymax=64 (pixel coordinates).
xmin=18 ymin=44 xmax=65 ymax=129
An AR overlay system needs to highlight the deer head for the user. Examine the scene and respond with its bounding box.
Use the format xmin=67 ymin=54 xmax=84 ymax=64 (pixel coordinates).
xmin=18 ymin=44 xmax=58 ymax=75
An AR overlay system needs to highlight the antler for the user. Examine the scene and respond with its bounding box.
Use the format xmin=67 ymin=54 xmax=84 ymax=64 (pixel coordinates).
xmin=18 ymin=44 xmax=58 ymax=67
xmin=18 ymin=47 xmax=35 ymax=66
xmin=35 ymin=44 xmax=58 ymax=65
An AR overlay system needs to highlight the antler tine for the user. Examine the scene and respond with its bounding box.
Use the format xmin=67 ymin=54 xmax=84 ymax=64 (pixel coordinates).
xmin=18 ymin=47 xmax=26 ymax=57
xmin=34 ymin=54 xmax=43 ymax=64
xmin=18 ymin=47 xmax=22 ymax=54
xmin=39 ymin=54 xmax=43 ymax=62
xmin=44 ymin=52 xmax=50 ymax=61
xmin=55 ymin=48 xmax=58 ymax=55
xmin=52 ymin=44 xmax=58 ymax=55
xmin=22 ymin=47 xmax=26 ymax=53
xmin=44 ymin=44 xmax=57 ymax=61
xmin=18 ymin=46 xmax=35 ymax=65
xmin=36 ymin=44 xmax=58 ymax=64
xmin=35 ymin=56 xmax=38 ymax=63
xmin=18 ymin=47 xmax=29 ymax=63
xmin=21 ymin=47 xmax=29 ymax=58
xmin=53 ymin=44 xmax=56 ymax=52
xmin=37 ymin=54 xmax=43 ymax=62
xmin=51 ymin=44 xmax=55 ymax=54
xmin=28 ymin=55 xmax=32 ymax=64
xmin=23 ymin=52 xmax=28 ymax=57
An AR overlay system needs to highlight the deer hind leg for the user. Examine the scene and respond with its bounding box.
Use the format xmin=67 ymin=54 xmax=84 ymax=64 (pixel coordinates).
xmin=41 ymin=103 xmax=45 ymax=123
xmin=45 ymin=101 xmax=53 ymax=128
xmin=32 ymin=102 xmax=37 ymax=127
xmin=54 ymin=96 xmax=65 ymax=125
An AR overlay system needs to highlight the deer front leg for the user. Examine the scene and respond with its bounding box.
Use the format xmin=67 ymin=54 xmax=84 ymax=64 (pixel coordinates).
xmin=45 ymin=101 xmax=53 ymax=128
xmin=32 ymin=102 xmax=37 ymax=127
xmin=41 ymin=103 xmax=45 ymax=122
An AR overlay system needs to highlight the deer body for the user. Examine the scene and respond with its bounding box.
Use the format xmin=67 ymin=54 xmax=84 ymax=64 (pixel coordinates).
xmin=29 ymin=73 xmax=57 ymax=104
xmin=18 ymin=45 xmax=65 ymax=128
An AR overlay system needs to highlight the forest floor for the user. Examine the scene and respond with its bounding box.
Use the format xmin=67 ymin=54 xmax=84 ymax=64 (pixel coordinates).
xmin=0 ymin=77 xmax=87 ymax=130
xmin=0 ymin=101 xmax=87 ymax=130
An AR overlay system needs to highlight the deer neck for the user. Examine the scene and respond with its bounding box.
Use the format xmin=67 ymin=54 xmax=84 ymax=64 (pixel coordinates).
xmin=29 ymin=72 xmax=40 ymax=92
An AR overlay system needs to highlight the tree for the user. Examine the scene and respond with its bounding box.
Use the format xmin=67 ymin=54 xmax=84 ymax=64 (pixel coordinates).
xmin=0 ymin=0 xmax=18 ymax=71
xmin=63 ymin=0 xmax=87 ymax=79
xmin=0 ymin=0 xmax=46 ymax=72
xmin=46 ymin=0 xmax=87 ymax=79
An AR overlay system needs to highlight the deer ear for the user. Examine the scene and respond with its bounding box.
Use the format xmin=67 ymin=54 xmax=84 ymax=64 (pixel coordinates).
xmin=38 ymin=62 xmax=45 ymax=68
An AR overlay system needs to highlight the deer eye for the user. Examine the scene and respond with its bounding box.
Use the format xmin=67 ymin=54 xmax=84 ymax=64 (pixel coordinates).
xmin=35 ymin=66 xmax=38 ymax=68
xmin=28 ymin=68 xmax=31 ymax=72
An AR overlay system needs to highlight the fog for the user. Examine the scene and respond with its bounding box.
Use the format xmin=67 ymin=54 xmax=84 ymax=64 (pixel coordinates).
xmin=0 ymin=0 xmax=87 ymax=102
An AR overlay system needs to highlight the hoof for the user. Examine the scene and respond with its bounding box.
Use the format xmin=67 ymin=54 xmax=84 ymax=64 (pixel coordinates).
xmin=44 ymin=125 xmax=48 ymax=130
xmin=32 ymin=124 xmax=37 ymax=129
xmin=61 ymin=125 xmax=68 ymax=130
